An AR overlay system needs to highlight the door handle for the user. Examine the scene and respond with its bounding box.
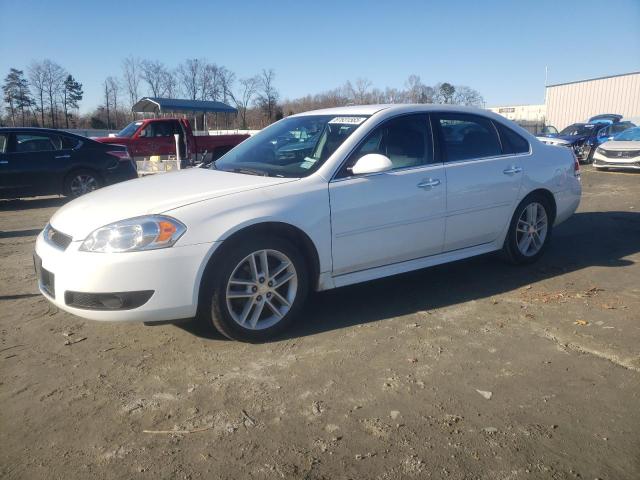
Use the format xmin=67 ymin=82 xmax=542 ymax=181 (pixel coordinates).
xmin=417 ymin=178 xmax=441 ymax=189
xmin=55 ymin=154 xmax=71 ymax=159
xmin=0 ymin=160 xmax=8 ymax=165
xmin=503 ymin=166 xmax=522 ymax=175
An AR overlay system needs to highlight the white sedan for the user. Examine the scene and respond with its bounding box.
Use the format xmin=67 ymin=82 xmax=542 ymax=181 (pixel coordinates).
xmin=593 ymin=126 xmax=640 ymax=171
xmin=35 ymin=105 xmax=581 ymax=342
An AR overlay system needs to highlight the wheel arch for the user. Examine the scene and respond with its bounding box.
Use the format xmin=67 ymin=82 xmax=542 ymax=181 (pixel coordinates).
xmin=525 ymin=188 xmax=557 ymax=224
xmin=196 ymin=221 xmax=321 ymax=314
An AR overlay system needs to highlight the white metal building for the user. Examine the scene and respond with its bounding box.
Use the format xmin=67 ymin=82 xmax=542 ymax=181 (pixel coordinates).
xmin=545 ymin=72 xmax=640 ymax=130
xmin=486 ymin=104 xmax=546 ymax=122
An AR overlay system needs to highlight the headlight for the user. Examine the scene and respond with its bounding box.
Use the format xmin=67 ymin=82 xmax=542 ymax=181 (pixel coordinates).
xmin=80 ymin=215 xmax=186 ymax=253
xmin=596 ymin=147 xmax=605 ymax=154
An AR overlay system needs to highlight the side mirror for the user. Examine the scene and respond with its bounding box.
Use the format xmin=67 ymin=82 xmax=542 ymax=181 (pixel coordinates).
xmin=351 ymin=153 xmax=393 ymax=175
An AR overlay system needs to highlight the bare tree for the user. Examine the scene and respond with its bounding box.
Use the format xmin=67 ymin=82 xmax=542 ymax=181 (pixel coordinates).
xmin=141 ymin=60 xmax=167 ymax=97
xmin=161 ymin=69 xmax=178 ymax=98
xmin=41 ymin=60 xmax=66 ymax=127
xmin=199 ymin=63 xmax=221 ymax=101
xmin=178 ymin=58 xmax=203 ymax=100
xmin=256 ymin=69 xmax=279 ymax=123
xmin=122 ymin=56 xmax=141 ymax=111
xmin=106 ymin=77 xmax=120 ymax=127
xmin=405 ymin=74 xmax=433 ymax=103
xmin=103 ymin=79 xmax=111 ymax=129
xmin=218 ymin=66 xmax=235 ymax=104
xmin=231 ymin=76 xmax=259 ymax=129
xmin=28 ymin=61 xmax=47 ymax=126
xmin=453 ymin=85 xmax=484 ymax=107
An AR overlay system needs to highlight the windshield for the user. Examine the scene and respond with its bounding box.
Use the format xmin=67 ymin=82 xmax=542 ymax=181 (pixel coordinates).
xmin=559 ymin=123 xmax=598 ymax=136
xmin=213 ymin=115 xmax=369 ymax=177
xmin=613 ymin=127 xmax=640 ymax=141
xmin=116 ymin=121 xmax=143 ymax=138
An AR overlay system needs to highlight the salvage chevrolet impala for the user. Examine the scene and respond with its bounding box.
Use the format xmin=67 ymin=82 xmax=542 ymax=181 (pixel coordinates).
xmin=34 ymin=105 xmax=582 ymax=341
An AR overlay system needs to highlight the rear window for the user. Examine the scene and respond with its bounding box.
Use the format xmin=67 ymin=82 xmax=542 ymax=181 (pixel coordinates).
xmin=494 ymin=122 xmax=530 ymax=154
xmin=436 ymin=113 xmax=502 ymax=162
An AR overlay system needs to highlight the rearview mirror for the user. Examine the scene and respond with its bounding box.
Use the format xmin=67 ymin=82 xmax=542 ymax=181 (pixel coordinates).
xmin=351 ymin=153 xmax=393 ymax=175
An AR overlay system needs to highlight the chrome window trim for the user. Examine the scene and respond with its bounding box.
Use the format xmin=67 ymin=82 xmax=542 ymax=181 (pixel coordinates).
xmin=330 ymin=112 xmax=439 ymax=182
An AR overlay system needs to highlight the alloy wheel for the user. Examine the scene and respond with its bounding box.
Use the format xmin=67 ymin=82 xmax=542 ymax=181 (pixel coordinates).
xmin=516 ymin=202 xmax=548 ymax=257
xmin=225 ymin=249 xmax=298 ymax=330
xmin=70 ymin=174 xmax=98 ymax=196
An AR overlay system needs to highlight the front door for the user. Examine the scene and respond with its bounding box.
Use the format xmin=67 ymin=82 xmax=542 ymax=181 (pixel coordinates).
xmin=329 ymin=114 xmax=446 ymax=275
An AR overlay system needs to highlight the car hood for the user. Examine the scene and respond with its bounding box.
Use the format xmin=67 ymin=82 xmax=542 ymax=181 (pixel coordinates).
xmin=599 ymin=140 xmax=640 ymax=151
xmin=50 ymin=168 xmax=296 ymax=240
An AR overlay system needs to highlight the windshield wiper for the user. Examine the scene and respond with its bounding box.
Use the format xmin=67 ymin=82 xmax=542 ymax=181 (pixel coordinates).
xmin=231 ymin=167 xmax=270 ymax=177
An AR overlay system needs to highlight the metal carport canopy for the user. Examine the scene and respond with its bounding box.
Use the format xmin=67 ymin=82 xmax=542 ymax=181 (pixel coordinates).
xmin=132 ymin=97 xmax=237 ymax=114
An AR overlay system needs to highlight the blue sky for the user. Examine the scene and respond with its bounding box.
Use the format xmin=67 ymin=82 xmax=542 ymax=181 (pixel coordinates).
xmin=1 ymin=0 xmax=639 ymax=113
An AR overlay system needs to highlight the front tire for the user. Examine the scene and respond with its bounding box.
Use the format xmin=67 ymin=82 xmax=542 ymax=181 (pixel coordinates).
xmin=502 ymin=193 xmax=553 ymax=264
xmin=200 ymin=235 xmax=309 ymax=342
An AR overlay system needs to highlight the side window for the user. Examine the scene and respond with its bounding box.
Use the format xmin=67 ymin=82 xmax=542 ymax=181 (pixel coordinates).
xmin=494 ymin=122 xmax=530 ymax=154
xmin=0 ymin=134 xmax=7 ymax=153
xmin=12 ymin=134 xmax=60 ymax=153
xmin=341 ymin=114 xmax=432 ymax=176
xmin=436 ymin=114 xmax=502 ymax=162
xmin=59 ymin=135 xmax=81 ymax=150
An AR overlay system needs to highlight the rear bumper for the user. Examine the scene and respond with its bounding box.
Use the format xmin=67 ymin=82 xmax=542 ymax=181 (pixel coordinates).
xmin=104 ymin=162 xmax=138 ymax=185
xmin=553 ymin=179 xmax=581 ymax=226
xmin=34 ymin=231 xmax=219 ymax=322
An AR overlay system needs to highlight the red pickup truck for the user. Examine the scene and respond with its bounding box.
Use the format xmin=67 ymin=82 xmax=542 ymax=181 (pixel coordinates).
xmin=94 ymin=118 xmax=249 ymax=164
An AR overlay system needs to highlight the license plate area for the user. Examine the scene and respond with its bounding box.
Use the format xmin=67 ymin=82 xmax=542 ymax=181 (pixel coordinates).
xmin=34 ymin=254 xmax=55 ymax=298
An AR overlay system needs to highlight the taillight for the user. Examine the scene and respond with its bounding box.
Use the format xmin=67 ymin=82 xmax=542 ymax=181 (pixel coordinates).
xmin=572 ymin=150 xmax=580 ymax=176
xmin=106 ymin=150 xmax=132 ymax=169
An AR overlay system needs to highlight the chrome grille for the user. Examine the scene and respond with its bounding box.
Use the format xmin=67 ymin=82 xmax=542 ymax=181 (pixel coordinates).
xmin=602 ymin=149 xmax=640 ymax=159
xmin=44 ymin=224 xmax=72 ymax=250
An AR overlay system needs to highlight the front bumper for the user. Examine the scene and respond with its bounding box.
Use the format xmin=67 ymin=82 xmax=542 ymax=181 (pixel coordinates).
xmin=34 ymin=230 xmax=219 ymax=322
xmin=593 ymin=152 xmax=640 ymax=170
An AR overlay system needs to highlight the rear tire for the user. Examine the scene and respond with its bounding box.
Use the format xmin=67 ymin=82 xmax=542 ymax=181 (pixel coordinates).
xmin=63 ymin=169 xmax=102 ymax=198
xmin=199 ymin=235 xmax=309 ymax=342
xmin=502 ymin=193 xmax=553 ymax=265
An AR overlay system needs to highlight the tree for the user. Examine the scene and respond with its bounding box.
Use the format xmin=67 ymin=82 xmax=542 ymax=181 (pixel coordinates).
xmin=106 ymin=77 xmax=120 ymax=127
xmin=231 ymin=76 xmax=259 ymax=129
xmin=122 ymin=56 xmax=141 ymax=113
xmin=452 ymin=85 xmax=484 ymax=107
xmin=438 ymin=82 xmax=456 ymax=104
xmin=405 ymin=74 xmax=434 ymax=104
xmin=28 ymin=61 xmax=47 ymax=126
xmin=178 ymin=58 xmax=203 ymax=100
xmin=103 ymin=79 xmax=111 ymax=129
xmin=256 ymin=69 xmax=279 ymax=123
xmin=161 ymin=69 xmax=178 ymax=98
xmin=140 ymin=60 xmax=167 ymax=97
xmin=2 ymin=69 xmax=32 ymax=126
xmin=62 ymin=74 xmax=83 ymax=128
xmin=199 ymin=63 xmax=221 ymax=101
xmin=42 ymin=60 xmax=66 ymax=127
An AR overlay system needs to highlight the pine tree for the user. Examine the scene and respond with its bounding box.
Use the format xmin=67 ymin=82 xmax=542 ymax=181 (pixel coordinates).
xmin=63 ymin=74 xmax=83 ymax=128
xmin=2 ymin=68 xmax=34 ymax=126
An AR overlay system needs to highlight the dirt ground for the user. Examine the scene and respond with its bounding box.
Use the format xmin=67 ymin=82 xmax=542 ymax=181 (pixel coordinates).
xmin=1 ymin=167 xmax=639 ymax=480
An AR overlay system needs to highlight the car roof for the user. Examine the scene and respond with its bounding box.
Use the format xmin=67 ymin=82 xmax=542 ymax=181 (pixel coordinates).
xmin=0 ymin=127 xmax=82 ymax=137
xmin=292 ymin=104 xmax=499 ymax=117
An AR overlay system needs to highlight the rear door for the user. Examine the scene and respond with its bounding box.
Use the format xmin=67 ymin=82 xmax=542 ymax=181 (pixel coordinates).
xmin=1 ymin=132 xmax=67 ymax=197
xmin=433 ymin=113 xmax=525 ymax=252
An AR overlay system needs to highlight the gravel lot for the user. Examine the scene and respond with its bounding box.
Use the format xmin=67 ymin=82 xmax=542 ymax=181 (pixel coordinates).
xmin=1 ymin=168 xmax=639 ymax=480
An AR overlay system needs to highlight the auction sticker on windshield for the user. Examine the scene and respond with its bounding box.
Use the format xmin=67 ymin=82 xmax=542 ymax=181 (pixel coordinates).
xmin=329 ymin=117 xmax=367 ymax=125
